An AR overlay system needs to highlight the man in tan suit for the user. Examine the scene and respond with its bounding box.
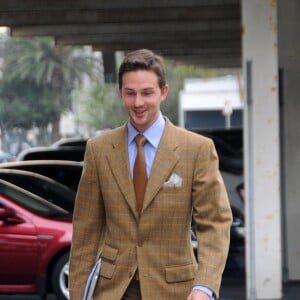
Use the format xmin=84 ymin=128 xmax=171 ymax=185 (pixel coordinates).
xmin=69 ymin=49 xmax=232 ymax=300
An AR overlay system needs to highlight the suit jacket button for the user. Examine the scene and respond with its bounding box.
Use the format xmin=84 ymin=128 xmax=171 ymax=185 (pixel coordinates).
xmin=138 ymin=240 xmax=143 ymax=247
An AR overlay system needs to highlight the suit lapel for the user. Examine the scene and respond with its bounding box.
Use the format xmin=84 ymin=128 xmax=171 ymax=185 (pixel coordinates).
xmin=143 ymin=119 xmax=179 ymax=213
xmin=106 ymin=125 xmax=139 ymax=220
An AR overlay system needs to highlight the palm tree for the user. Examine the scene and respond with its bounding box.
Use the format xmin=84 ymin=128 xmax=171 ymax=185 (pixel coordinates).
xmin=2 ymin=37 xmax=103 ymax=142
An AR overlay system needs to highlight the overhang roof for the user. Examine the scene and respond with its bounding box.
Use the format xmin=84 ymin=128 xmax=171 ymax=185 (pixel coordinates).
xmin=0 ymin=0 xmax=241 ymax=68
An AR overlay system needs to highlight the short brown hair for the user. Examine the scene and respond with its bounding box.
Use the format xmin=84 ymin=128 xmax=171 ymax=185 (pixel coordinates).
xmin=118 ymin=49 xmax=166 ymax=90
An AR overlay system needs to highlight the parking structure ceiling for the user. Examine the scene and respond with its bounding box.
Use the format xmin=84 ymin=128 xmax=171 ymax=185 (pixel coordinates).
xmin=0 ymin=0 xmax=241 ymax=69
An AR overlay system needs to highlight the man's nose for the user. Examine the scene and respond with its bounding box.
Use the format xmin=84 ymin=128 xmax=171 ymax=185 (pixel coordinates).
xmin=134 ymin=94 xmax=144 ymax=106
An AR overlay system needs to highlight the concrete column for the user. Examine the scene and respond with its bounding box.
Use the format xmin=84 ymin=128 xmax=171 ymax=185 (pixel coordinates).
xmin=278 ymin=0 xmax=300 ymax=281
xmin=242 ymin=1 xmax=282 ymax=299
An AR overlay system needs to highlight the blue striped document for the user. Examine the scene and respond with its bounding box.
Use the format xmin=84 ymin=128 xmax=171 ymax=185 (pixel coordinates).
xmin=82 ymin=258 xmax=102 ymax=300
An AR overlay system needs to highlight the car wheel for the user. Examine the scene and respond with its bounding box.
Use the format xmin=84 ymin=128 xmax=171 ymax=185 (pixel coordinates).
xmin=52 ymin=252 xmax=70 ymax=300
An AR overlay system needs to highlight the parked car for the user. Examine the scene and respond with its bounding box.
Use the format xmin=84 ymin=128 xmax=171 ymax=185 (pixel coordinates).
xmin=0 ymin=179 xmax=72 ymax=300
xmin=16 ymin=146 xmax=85 ymax=162
xmin=0 ymin=169 xmax=76 ymax=212
xmin=0 ymin=160 xmax=83 ymax=191
xmin=193 ymin=128 xmax=243 ymax=175
xmin=51 ymin=137 xmax=87 ymax=148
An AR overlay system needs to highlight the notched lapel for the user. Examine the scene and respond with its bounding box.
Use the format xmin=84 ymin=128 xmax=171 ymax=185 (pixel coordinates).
xmin=106 ymin=129 xmax=138 ymax=219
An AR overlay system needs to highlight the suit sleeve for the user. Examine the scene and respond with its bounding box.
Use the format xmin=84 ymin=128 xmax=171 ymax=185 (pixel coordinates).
xmin=192 ymin=138 xmax=233 ymax=298
xmin=69 ymin=140 xmax=106 ymax=300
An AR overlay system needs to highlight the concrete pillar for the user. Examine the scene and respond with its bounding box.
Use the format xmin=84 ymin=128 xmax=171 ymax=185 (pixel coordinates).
xmin=278 ymin=0 xmax=300 ymax=281
xmin=242 ymin=1 xmax=282 ymax=299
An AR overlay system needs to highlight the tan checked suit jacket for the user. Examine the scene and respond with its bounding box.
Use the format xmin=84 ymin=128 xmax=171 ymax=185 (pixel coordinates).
xmin=69 ymin=118 xmax=232 ymax=300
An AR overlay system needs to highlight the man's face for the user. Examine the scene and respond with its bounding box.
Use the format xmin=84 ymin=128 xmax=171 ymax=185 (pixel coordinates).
xmin=120 ymin=70 xmax=169 ymax=132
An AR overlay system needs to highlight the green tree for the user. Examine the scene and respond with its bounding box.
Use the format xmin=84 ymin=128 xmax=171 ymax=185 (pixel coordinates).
xmin=0 ymin=77 xmax=55 ymax=152
xmin=2 ymin=37 xmax=103 ymax=142
xmin=78 ymin=82 xmax=127 ymax=130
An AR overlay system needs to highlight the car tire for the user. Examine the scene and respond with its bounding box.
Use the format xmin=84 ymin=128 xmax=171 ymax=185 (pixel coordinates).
xmin=52 ymin=252 xmax=70 ymax=300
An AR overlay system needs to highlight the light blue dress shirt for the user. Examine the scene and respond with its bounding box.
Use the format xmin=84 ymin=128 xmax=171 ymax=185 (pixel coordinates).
xmin=127 ymin=113 xmax=165 ymax=177
xmin=127 ymin=113 xmax=215 ymax=300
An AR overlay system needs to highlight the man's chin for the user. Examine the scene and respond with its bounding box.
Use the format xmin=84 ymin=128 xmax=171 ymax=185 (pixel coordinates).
xmin=130 ymin=118 xmax=147 ymax=131
xmin=132 ymin=114 xmax=146 ymax=124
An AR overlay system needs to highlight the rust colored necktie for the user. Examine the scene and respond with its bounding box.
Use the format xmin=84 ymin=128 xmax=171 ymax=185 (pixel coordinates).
xmin=133 ymin=134 xmax=148 ymax=216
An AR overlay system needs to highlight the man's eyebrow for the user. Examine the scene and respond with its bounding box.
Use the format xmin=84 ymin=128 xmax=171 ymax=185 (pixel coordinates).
xmin=123 ymin=87 xmax=155 ymax=91
xmin=142 ymin=88 xmax=155 ymax=92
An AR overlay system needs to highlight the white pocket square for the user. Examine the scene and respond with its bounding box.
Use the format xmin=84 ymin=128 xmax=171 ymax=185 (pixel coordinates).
xmin=163 ymin=172 xmax=182 ymax=188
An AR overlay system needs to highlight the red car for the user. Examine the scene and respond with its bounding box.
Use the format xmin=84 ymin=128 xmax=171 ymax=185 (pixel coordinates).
xmin=0 ymin=179 xmax=72 ymax=300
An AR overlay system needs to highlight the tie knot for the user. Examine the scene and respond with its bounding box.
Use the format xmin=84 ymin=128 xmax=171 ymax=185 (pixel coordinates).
xmin=135 ymin=134 xmax=147 ymax=147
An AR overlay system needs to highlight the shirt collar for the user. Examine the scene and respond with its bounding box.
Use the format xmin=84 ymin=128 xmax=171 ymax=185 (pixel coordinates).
xmin=127 ymin=113 xmax=165 ymax=148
